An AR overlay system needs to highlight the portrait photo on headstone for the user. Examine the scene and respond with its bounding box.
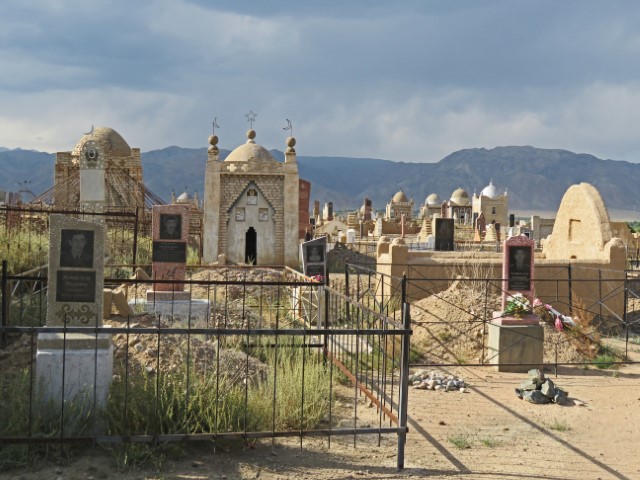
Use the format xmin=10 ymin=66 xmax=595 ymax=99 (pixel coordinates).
xmin=60 ymin=229 xmax=94 ymax=268
xmin=159 ymin=214 xmax=182 ymax=240
xmin=307 ymin=244 xmax=324 ymax=263
xmin=247 ymin=188 xmax=258 ymax=205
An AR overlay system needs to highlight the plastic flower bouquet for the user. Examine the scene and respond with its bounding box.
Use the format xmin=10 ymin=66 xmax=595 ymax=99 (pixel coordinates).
xmin=502 ymin=293 xmax=533 ymax=318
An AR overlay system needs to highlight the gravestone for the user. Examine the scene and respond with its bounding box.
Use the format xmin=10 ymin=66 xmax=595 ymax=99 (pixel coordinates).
xmin=148 ymin=204 xmax=190 ymax=301
xmin=298 ymin=179 xmax=311 ymax=239
xmin=143 ymin=205 xmax=209 ymax=321
xmin=46 ymin=215 xmax=105 ymax=325
xmin=434 ymin=218 xmax=454 ymax=251
xmin=301 ymin=236 xmax=328 ymax=281
xmin=476 ymin=213 xmax=486 ymax=236
xmin=363 ymin=197 xmax=372 ymax=221
xmin=36 ymin=215 xmax=113 ymax=410
xmin=488 ymin=234 xmax=543 ymax=372
xmin=502 ymin=234 xmax=535 ymax=309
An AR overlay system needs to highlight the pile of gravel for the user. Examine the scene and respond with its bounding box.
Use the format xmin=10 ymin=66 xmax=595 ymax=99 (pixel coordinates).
xmin=515 ymin=369 xmax=569 ymax=405
xmin=408 ymin=370 xmax=467 ymax=392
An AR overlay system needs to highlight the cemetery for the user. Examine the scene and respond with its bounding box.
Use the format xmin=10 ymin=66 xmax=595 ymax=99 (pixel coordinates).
xmin=0 ymin=125 xmax=639 ymax=478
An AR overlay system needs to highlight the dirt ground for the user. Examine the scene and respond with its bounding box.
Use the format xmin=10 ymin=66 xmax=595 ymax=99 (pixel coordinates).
xmin=2 ymin=337 xmax=639 ymax=480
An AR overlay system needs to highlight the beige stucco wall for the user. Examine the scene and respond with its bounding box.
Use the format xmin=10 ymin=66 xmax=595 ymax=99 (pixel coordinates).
xmin=376 ymin=244 xmax=626 ymax=320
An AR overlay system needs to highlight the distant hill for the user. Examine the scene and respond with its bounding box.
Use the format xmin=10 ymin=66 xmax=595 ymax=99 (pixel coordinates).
xmin=2 ymin=145 xmax=640 ymax=214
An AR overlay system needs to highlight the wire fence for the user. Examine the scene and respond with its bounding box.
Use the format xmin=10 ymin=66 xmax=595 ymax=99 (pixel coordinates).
xmin=399 ymin=263 xmax=639 ymax=372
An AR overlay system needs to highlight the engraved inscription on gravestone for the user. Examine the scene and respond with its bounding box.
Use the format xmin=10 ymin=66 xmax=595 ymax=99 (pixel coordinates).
xmin=56 ymin=270 xmax=96 ymax=303
xmin=60 ymin=229 xmax=94 ymax=268
xmin=152 ymin=241 xmax=187 ymax=263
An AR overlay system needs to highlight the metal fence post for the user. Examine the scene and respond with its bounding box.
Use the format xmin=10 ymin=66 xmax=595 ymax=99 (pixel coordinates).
xmin=132 ymin=206 xmax=139 ymax=266
xmin=624 ymin=271 xmax=629 ymax=359
xmin=396 ymin=274 xmax=410 ymax=469
xmin=1 ymin=260 xmax=7 ymax=346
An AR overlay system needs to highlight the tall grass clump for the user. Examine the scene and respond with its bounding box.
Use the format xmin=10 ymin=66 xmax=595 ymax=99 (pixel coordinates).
xmin=0 ymin=227 xmax=49 ymax=275
xmin=0 ymin=369 xmax=94 ymax=471
xmin=105 ymin=342 xmax=331 ymax=469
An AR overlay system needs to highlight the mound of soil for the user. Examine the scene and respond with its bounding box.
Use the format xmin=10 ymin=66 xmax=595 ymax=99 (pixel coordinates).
xmin=407 ymin=279 xmax=593 ymax=365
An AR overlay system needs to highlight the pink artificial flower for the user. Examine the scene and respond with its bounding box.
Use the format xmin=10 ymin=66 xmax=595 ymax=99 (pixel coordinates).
xmin=544 ymin=304 xmax=553 ymax=310
xmin=533 ymin=298 xmax=542 ymax=307
xmin=554 ymin=317 xmax=564 ymax=331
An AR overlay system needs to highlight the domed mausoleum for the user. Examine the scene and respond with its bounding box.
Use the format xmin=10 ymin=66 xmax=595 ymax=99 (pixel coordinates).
xmin=385 ymin=189 xmax=414 ymax=221
xmin=48 ymin=126 xmax=149 ymax=209
xmin=472 ymin=180 xmax=508 ymax=227
xmin=202 ymin=129 xmax=301 ymax=267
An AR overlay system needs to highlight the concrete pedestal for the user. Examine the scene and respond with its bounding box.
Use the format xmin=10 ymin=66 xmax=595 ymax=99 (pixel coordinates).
xmin=487 ymin=313 xmax=544 ymax=372
xmin=36 ymin=331 xmax=114 ymax=410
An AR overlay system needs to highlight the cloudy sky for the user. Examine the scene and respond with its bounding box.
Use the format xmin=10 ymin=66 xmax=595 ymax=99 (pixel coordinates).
xmin=2 ymin=0 xmax=640 ymax=162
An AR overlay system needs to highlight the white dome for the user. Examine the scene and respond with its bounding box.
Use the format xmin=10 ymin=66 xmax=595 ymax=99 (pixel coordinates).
xmin=392 ymin=190 xmax=409 ymax=203
xmin=425 ymin=193 xmax=440 ymax=206
xmin=224 ymin=130 xmax=278 ymax=163
xmin=480 ymin=181 xmax=498 ymax=199
xmin=450 ymin=187 xmax=470 ymax=206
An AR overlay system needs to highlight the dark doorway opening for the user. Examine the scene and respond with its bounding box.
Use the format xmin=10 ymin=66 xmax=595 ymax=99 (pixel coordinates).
xmin=245 ymin=227 xmax=257 ymax=264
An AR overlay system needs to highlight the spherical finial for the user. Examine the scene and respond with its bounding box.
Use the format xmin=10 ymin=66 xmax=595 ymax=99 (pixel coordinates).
xmin=247 ymin=129 xmax=256 ymax=140
xmin=286 ymin=136 xmax=296 ymax=148
xmin=208 ymin=134 xmax=218 ymax=146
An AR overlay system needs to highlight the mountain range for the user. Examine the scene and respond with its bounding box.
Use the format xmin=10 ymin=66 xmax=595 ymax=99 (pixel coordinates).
xmin=1 ymin=145 xmax=639 ymax=215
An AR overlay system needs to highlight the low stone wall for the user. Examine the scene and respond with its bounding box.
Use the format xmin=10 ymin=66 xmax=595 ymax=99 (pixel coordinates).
xmin=376 ymin=243 xmax=626 ymax=320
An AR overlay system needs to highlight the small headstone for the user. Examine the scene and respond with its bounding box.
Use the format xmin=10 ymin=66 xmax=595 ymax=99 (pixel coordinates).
xmin=301 ymin=236 xmax=327 ymax=281
xmin=476 ymin=213 xmax=486 ymax=236
xmin=502 ymin=234 xmax=535 ymax=310
xmin=434 ymin=218 xmax=454 ymax=251
xmin=150 ymin=205 xmax=190 ymax=297
xmin=363 ymin=197 xmax=372 ymax=221
xmin=47 ymin=215 xmax=104 ymax=326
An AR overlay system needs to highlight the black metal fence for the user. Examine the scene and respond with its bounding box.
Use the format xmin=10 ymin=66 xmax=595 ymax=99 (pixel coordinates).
xmin=0 ymin=264 xmax=411 ymax=469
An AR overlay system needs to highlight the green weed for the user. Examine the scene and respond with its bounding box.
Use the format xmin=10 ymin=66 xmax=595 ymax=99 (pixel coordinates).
xmin=448 ymin=434 xmax=472 ymax=449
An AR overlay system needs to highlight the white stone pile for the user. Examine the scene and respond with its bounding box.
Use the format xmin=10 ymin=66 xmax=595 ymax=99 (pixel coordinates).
xmin=408 ymin=369 xmax=467 ymax=392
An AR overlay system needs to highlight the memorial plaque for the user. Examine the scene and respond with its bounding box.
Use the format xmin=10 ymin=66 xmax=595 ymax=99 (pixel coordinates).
xmin=306 ymin=264 xmax=325 ymax=277
xmin=56 ymin=270 xmax=96 ymax=303
xmin=153 ymin=241 xmax=187 ymax=263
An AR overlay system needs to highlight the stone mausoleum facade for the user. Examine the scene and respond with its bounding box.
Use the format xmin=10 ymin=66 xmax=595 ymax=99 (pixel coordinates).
xmin=203 ymin=129 xmax=300 ymax=267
